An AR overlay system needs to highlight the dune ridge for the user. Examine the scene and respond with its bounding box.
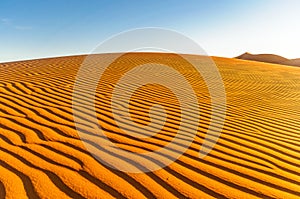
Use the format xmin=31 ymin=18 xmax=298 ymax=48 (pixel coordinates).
xmin=0 ymin=53 xmax=300 ymax=198
xmin=236 ymin=52 xmax=300 ymax=67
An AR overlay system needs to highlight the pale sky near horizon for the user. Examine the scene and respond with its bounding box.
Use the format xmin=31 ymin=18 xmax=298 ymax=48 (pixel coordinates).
xmin=1 ymin=0 xmax=300 ymax=62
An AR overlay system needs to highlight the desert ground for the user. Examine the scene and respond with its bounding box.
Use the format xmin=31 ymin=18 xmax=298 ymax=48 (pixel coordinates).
xmin=0 ymin=53 xmax=299 ymax=198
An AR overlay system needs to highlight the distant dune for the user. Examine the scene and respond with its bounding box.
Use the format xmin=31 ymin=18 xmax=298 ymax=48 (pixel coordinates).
xmin=281 ymin=58 xmax=300 ymax=67
xmin=236 ymin=52 xmax=300 ymax=67
xmin=0 ymin=53 xmax=300 ymax=198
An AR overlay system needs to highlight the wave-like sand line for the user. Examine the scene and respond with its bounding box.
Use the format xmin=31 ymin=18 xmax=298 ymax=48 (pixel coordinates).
xmin=0 ymin=53 xmax=300 ymax=198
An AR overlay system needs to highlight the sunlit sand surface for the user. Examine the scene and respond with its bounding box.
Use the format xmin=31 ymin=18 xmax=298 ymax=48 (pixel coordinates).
xmin=0 ymin=53 xmax=299 ymax=198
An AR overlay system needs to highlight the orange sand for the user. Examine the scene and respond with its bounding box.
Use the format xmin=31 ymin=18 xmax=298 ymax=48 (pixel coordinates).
xmin=0 ymin=53 xmax=300 ymax=198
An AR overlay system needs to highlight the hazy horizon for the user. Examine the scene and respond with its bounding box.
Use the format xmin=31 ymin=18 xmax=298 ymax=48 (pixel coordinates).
xmin=1 ymin=0 xmax=300 ymax=62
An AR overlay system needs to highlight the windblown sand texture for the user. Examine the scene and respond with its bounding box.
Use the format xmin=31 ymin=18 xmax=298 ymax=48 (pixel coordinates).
xmin=0 ymin=53 xmax=299 ymax=198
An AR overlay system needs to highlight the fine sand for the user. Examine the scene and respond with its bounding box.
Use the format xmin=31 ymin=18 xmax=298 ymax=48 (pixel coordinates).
xmin=0 ymin=53 xmax=300 ymax=198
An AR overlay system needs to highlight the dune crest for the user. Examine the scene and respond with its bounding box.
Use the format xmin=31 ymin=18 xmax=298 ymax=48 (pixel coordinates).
xmin=236 ymin=52 xmax=300 ymax=67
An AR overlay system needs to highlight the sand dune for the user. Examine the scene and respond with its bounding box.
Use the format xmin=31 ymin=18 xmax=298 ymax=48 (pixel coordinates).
xmin=0 ymin=53 xmax=300 ymax=198
xmin=236 ymin=52 xmax=300 ymax=67
xmin=281 ymin=58 xmax=300 ymax=67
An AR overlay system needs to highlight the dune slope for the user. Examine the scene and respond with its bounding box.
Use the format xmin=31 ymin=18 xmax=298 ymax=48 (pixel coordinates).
xmin=0 ymin=53 xmax=300 ymax=198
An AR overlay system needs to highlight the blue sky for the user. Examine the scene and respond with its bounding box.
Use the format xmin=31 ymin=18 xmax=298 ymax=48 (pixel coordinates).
xmin=1 ymin=0 xmax=300 ymax=62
